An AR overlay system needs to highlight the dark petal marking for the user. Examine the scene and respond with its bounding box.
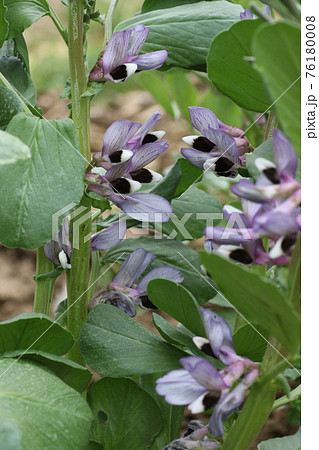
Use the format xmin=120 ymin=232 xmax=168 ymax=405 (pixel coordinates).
xmin=200 ymin=342 xmax=216 ymax=358
xmin=110 ymin=64 xmax=127 ymax=81
xmin=193 ymin=136 xmax=216 ymax=153
xmin=229 ymin=248 xmax=253 ymax=264
xmin=139 ymin=294 xmax=158 ymax=310
xmin=214 ymin=157 xmax=234 ymax=173
xmin=263 ymin=167 xmax=280 ymax=184
xmin=282 ymin=233 xmax=297 ymax=252
xmin=203 ymin=391 xmax=222 ymax=410
xmin=110 ymin=178 xmax=131 ymax=194
xmin=109 ymin=150 xmax=123 ymax=163
xmin=142 ymin=133 xmax=158 ymax=145
xmin=130 ymin=168 xmax=153 ymax=183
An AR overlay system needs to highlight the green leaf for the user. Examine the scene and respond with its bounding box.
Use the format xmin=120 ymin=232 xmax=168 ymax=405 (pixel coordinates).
xmin=0 ymin=358 xmax=93 ymax=449
xmin=0 ymin=313 xmax=74 ymax=355
xmin=87 ymin=377 xmax=163 ymax=450
xmin=0 ymin=420 xmax=22 ymax=450
xmin=54 ymin=298 xmax=68 ymax=326
xmin=0 ymin=1 xmax=8 ymax=47
xmin=0 ymin=129 xmax=30 ymax=164
xmin=148 ymin=279 xmax=206 ymax=334
xmin=79 ymin=304 xmax=187 ymax=377
xmin=161 ymin=186 xmax=222 ymax=241
xmin=175 ymin=158 xmax=203 ymax=197
xmin=33 ymin=267 xmax=66 ymax=281
xmin=233 ymin=325 xmax=267 ymax=362
xmin=258 ymin=428 xmax=301 ymax=450
xmin=140 ymin=373 xmax=184 ymax=449
xmin=142 ymin=0 xmax=211 ymax=13
xmin=81 ymin=81 xmax=105 ymax=98
xmin=252 ymin=22 xmax=301 ymax=154
xmin=138 ymin=71 xmax=175 ymax=117
xmin=0 ymin=56 xmax=36 ymax=105
xmin=116 ymin=1 xmax=243 ymax=71
xmin=208 ymin=19 xmax=270 ymax=112
xmin=2 ymin=349 xmax=91 ymax=392
xmin=246 ymin=137 xmax=301 ymax=182
xmin=0 ymin=113 xmax=86 ymax=249
xmin=0 ymin=85 xmax=23 ymax=128
xmin=200 ymin=252 xmax=301 ymax=353
xmin=256 ymin=0 xmax=299 ymax=20
xmin=104 ymin=236 xmax=217 ymax=302
xmin=166 ymin=69 xmax=198 ymax=121
xmin=4 ymin=0 xmax=50 ymax=39
xmin=150 ymin=160 xmax=182 ymax=201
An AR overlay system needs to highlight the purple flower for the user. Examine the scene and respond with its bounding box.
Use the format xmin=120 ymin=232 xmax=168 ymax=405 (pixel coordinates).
xmin=86 ymin=113 xmax=173 ymax=222
xmin=156 ymin=309 xmax=259 ymax=438
xmin=89 ymin=248 xmax=183 ymax=316
xmin=89 ymin=24 xmax=168 ymax=83
xmin=91 ymin=222 xmax=127 ymax=251
xmin=44 ymin=219 xmax=72 ymax=269
xmin=232 ymin=129 xmax=300 ymax=203
xmin=240 ymin=9 xmax=254 ymax=20
xmin=181 ymin=107 xmax=252 ymax=177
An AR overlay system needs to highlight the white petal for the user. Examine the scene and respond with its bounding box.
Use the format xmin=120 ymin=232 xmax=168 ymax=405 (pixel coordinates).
xmin=255 ymin=157 xmax=276 ymax=172
xmin=112 ymin=63 xmax=138 ymax=83
xmin=58 ymin=250 xmax=71 ymax=269
xmin=216 ymin=245 xmax=238 ymax=258
xmin=182 ymin=135 xmax=200 ymax=147
xmin=223 ymin=204 xmax=242 ymax=215
xmin=193 ymin=336 xmax=210 ymax=350
xmin=188 ymin=391 xmax=208 ymax=414
xmin=148 ymin=169 xmax=163 ymax=182
xmin=269 ymin=237 xmax=285 ymax=259
xmin=150 ymin=130 xmax=166 ymax=140
xmin=125 ymin=178 xmax=142 ymax=193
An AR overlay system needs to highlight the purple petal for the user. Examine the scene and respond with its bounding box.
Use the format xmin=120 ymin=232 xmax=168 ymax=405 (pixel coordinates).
xmin=241 ymin=199 xmax=263 ymax=223
xmin=102 ymin=29 xmax=132 ymax=74
xmin=44 ymin=219 xmax=71 ymax=266
xmin=204 ymin=227 xmax=254 ymax=245
xmin=181 ymin=148 xmax=211 ymax=169
xmin=188 ymin=106 xmax=219 ymax=133
xmin=180 ymin=357 xmax=228 ymax=391
xmin=222 ymin=205 xmax=250 ymax=229
xmin=205 ymin=128 xmax=240 ymax=164
xmin=113 ymin=248 xmax=156 ymax=287
xmin=102 ymin=120 xmax=141 ymax=158
xmin=91 ymin=222 xmax=126 ymax=251
xmin=200 ymin=309 xmax=238 ymax=365
xmin=273 ymin=129 xmax=298 ymax=178
xmin=127 ymin=24 xmax=150 ymax=56
xmin=137 ymin=266 xmax=184 ymax=292
xmin=240 ymin=9 xmax=254 ymax=19
xmin=127 ymin=140 xmax=169 ymax=172
xmin=231 ymin=180 xmax=272 ymax=203
xmin=129 ymin=50 xmax=168 ymax=70
xmin=127 ymin=110 xmax=162 ymax=149
xmin=111 ymin=192 xmax=173 ymax=222
xmin=156 ymin=369 xmax=207 ymax=405
xmin=95 ymin=290 xmax=136 ymax=317
xmin=253 ymin=211 xmax=300 ymax=238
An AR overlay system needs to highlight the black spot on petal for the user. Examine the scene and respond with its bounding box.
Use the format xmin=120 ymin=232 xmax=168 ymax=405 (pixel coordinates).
xmin=230 ymin=249 xmax=253 ymax=264
xmin=110 ymin=64 xmax=127 ymax=81
xmin=109 ymin=150 xmax=123 ymax=163
xmin=110 ymin=178 xmax=131 ymax=194
xmin=282 ymin=233 xmax=297 ymax=253
xmin=203 ymin=391 xmax=221 ymax=410
xmin=200 ymin=343 xmax=216 ymax=358
xmin=130 ymin=168 xmax=153 ymax=183
xmin=193 ymin=136 xmax=216 ymax=152
xmin=214 ymin=157 xmax=234 ymax=173
xmin=263 ymin=167 xmax=280 ymax=184
xmin=139 ymin=295 xmax=158 ymax=310
xmin=142 ymin=133 xmax=158 ymax=145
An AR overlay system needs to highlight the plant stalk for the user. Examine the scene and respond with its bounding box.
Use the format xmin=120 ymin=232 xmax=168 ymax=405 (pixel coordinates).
xmin=33 ymin=247 xmax=55 ymax=315
xmin=48 ymin=1 xmax=68 ymax=45
xmin=67 ymin=0 xmax=92 ymax=365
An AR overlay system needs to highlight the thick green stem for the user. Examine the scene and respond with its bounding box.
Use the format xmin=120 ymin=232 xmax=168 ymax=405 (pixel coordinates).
xmin=33 ymin=247 xmax=55 ymax=315
xmin=272 ymin=384 xmax=301 ymax=410
xmin=87 ymin=250 xmax=101 ymax=303
xmin=67 ymin=0 xmax=92 ymax=365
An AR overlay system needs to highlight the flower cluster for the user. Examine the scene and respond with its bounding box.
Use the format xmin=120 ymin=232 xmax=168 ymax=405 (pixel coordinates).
xmin=156 ymin=308 xmax=259 ymax=438
xmin=181 ymin=106 xmax=252 ymax=178
xmin=89 ymin=24 xmax=168 ymax=83
xmin=88 ymin=248 xmax=183 ymax=317
xmin=204 ymin=129 xmax=301 ymax=265
xmin=85 ymin=111 xmax=173 ymax=222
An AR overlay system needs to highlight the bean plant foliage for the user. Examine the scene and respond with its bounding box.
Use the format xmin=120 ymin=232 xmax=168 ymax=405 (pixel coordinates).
xmin=0 ymin=0 xmax=301 ymax=449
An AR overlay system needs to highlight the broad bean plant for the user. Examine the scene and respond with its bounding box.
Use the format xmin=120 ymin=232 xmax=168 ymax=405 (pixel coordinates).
xmin=0 ymin=0 xmax=301 ymax=449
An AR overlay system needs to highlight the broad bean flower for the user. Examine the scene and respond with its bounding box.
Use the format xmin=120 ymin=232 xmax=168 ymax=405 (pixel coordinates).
xmin=181 ymin=107 xmax=252 ymax=177
xmin=156 ymin=309 xmax=259 ymax=438
xmin=89 ymin=24 xmax=168 ymax=83
xmin=44 ymin=219 xmax=72 ymax=269
xmin=89 ymin=248 xmax=184 ymax=317
xmin=86 ymin=112 xmax=173 ymax=222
